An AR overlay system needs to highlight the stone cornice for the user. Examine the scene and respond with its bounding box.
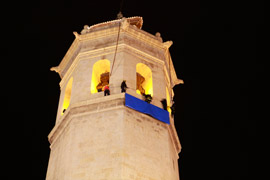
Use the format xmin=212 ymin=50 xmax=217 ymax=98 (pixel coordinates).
xmin=124 ymin=24 xmax=167 ymax=50
xmin=48 ymin=93 xmax=181 ymax=156
xmin=48 ymin=93 xmax=126 ymax=147
xmin=85 ymin=16 xmax=143 ymax=32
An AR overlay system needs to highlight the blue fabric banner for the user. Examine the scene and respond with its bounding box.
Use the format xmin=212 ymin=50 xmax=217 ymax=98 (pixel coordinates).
xmin=125 ymin=93 xmax=170 ymax=124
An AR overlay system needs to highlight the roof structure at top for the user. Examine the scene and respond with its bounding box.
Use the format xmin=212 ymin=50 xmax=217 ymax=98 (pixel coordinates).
xmin=51 ymin=16 xmax=183 ymax=87
xmin=80 ymin=16 xmax=143 ymax=35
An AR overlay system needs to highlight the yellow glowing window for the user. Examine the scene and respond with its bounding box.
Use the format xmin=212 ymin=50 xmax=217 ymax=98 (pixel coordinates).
xmin=166 ymin=87 xmax=171 ymax=113
xmin=61 ymin=77 xmax=73 ymax=115
xmin=136 ymin=63 xmax=153 ymax=96
xmin=91 ymin=59 xmax=110 ymax=94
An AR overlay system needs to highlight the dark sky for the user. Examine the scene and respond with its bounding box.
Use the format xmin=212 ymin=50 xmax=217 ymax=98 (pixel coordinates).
xmin=6 ymin=0 xmax=265 ymax=179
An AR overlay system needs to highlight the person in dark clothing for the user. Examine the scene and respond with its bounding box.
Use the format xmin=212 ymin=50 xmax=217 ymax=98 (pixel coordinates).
xmin=104 ymin=85 xmax=110 ymax=96
xmin=121 ymin=80 xmax=128 ymax=93
xmin=143 ymin=93 xmax=152 ymax=103
xmin=171 ymin=101 xmax=175 ymax=117
xmin=161 ymin=99 xmax=167 ymax=110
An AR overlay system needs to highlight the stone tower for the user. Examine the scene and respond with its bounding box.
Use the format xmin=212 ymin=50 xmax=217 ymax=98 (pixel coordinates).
xmin=47 ymin=16 xmax=183 ymax=180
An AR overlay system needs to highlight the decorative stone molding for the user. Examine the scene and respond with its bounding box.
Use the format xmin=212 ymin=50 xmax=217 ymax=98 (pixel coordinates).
xmin=80 ymin=25 xmax=90 ymax=35
xmin=50 ymin=66 xmax=60 ymax=73
xmin=81 ymin=16 xmax=143 ymax=34
xmin=73 ymin=31 xmax=80 ymax=39
xmin=155 ymin=32 xmax=163 ymax=42
xmin=49 ymin=93 xmax=125 ymax=146
xmin=163 ymin=40 xmax=173 ymax=49
xmin=121 ymin=17 xmax=129 ymax=30
xmin=48 ymin=93 xmax=181 ymax=156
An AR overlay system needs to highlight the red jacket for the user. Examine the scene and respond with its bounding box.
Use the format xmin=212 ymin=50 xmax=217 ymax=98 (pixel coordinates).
xmin=104 ymin=85 xmax=109 ymax=91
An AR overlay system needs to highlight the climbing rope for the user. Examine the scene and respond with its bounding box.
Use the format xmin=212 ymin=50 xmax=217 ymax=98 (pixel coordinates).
xmin=110 ymin=21 xmax=121 ymax=76
xmin=110 ymin=0 xmax=125 ymax=76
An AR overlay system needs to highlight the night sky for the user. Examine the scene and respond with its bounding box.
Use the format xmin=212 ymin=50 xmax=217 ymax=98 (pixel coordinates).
xmin=6 ymin=0 xmax=265 ymax=179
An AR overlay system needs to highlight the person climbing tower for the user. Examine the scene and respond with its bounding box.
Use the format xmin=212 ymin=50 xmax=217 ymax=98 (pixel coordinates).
xmin=161 ymin=98 xmax=168 ymax=110
xmin=121 ymin=80 xmax=128 ymax=93
xmin=143 ymin=93 xmax=152 ymax=103
xmin=104 ymin=85 xmax=110 ymax=96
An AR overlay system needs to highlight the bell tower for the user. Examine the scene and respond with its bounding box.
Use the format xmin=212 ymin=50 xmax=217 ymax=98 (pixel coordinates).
xmin=47 ymin=16 xmax=183 ymax=180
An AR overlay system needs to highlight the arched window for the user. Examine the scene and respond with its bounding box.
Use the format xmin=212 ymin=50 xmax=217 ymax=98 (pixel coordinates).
xmin=136 ymin=63 xmax=153 ymax=96
xmin=166 ymin=87 xmax=171 ymax=113
xmin=61 ymin=77 xmax=73 ymax=115
xmin=91 ymin=59 xmax=110 ymax=94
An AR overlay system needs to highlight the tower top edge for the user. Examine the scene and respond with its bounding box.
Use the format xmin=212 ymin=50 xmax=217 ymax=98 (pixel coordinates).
xmin=80 ymin=16 xmax=143 ymax=34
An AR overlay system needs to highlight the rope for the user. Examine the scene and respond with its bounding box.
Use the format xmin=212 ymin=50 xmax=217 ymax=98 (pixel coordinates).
xmin=110 ymin=21 xmax=121 ymax=76
xmin=110 ymin=0 xmax=125 ymax=76
xmin=119 ymin=0 xmax=124 ymax=12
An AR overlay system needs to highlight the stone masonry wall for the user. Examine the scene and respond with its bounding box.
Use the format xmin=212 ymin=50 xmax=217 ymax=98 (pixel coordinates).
xmin=47 ymin=95 xmax=179 ymax=180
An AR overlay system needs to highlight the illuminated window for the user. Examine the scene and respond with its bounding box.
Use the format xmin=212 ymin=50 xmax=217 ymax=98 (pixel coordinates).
xmin=136 ymin=63 xmax=153 ymax=96
xmin=91 ymin=59 xmax=110 ymax=94
xmin=166 ymin=87 xmax=171 ymax=113
xmin=61 ymin=77 xmax=73 ymax=115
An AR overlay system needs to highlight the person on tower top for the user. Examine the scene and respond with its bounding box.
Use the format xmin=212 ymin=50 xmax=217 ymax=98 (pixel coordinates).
xmin=161 ymin=99 xmax=168 ymax=110
xmin=142 ymin=93 xmax=152 ymax=103
xmin=104 ymin=85 xmax=110 ymax=96
xmin=121 ymin=80 xmax=128 ymax=93
xmin=171 ymin=101 xmax=176 ymax=117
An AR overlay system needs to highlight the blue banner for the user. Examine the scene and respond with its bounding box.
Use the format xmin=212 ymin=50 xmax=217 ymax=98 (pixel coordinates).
xmin=125 ymin=93 xmax=170 ymax=124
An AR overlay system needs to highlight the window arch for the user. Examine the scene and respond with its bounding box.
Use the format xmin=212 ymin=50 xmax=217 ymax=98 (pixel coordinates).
xmin=61 ymin=77 xmax=73 ymax=115
xmin=136 ymin=63 xmax=153 ymax=96
xmin=91 ymin=59 xmax=110 ymax=94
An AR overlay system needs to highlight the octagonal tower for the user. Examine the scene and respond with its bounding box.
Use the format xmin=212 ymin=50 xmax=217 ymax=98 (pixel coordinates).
xmin=47 ymin=16 xmax=183 ymax=180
